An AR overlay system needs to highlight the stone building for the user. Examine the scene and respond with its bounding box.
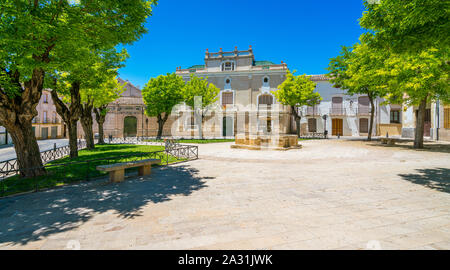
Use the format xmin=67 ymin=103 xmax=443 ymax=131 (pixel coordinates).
xmin=298 ymin=76 xmax=402 ymax=137
xmin=74 ymin=46 xmax=450 ymax=142
xmin=174 ymin=46 xmax=292 ymax=138
xmin=32 ymin=89 xmax=65 ymax=140
xmin=77 ymin=78 xmax=176 ymax=139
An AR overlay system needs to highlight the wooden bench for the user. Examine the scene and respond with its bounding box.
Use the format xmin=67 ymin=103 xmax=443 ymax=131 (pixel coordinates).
xmin=380 ymin=138 xmax=399 ymax=145
xmin=96 ymin=159 xmax=161 ymax=183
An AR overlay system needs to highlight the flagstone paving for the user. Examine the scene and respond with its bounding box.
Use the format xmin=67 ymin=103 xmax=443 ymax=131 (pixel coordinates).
xmin=1 ymin=139 xmax=449 ymax=250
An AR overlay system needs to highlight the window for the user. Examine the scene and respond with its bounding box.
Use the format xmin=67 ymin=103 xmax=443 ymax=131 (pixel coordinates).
xmin=222 ymin=61 xmax=234 ymax=71
xmin=262 ymin=76 xmax=270 ymax=88
xmin=43 ymin=111 xmax=48 ymax=123
xmin=390 ymin=110 xmax=401 ymax=123
xmin=224 ymin=77 xmax=231 ymax=89
xmin=359 ymin=118 xmax=369 ymax=133
xmin=308 ymin=118 xmax=317 ymax=132
xmin=258 ymin=94 xmax=273 ymax=108
xmin=52 ymin=112 xmax=57 ymax=123
xmin=222 ymin=92 xmax=233 ymax=106
xmin=444 ymin=108 xmax=450 ymax=129
xmin=43 ymin=94 xmax=48 ymax=103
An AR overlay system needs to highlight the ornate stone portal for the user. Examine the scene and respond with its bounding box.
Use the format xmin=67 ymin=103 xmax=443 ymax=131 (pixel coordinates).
xmin=231 ymin=133 xmax=301 ymax=151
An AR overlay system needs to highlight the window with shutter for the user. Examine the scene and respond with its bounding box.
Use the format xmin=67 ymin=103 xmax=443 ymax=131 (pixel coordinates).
xmin=308 ymin=118 xmax=317 ymax=132
xmin=444 ymin=108 xmax=450 ymax=129
xmin=222 ymin=92 xmax=233 ymax=105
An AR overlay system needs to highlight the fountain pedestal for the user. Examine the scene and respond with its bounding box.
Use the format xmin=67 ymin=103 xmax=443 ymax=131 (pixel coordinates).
xmin=231 ymin=133 xmax=301 ymax=151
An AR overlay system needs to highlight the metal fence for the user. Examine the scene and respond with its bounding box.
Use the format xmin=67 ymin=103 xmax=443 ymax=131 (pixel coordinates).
xmin=0 ymin=138 xmax=198 ymax=197
xmin=0 ymin=140 xmax=87 ymax=179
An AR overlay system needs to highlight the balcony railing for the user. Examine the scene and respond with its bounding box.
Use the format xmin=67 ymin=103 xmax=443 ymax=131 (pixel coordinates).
xmin=32 ymin=117 xmax=60 ymax=124
xmin=357 ymin=106 xmax=372 ymax=115
xmin=306 ymin=107 xmax=321 ymax=116
xmin=329 ymin=107 xmax=346 ymax=116
xmin=258 ymin=104 xmax=273 ymax=111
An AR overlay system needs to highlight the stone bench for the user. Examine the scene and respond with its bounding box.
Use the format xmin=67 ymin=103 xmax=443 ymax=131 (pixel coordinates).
xmin=380 ymin=138 xmax=399 ymax=145
xmin=96 ymin=159 xmax=161 ymax=183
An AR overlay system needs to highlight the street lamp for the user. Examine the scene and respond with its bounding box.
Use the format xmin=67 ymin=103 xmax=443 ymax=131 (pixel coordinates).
xmin=322 ymin=114 xmax=328 ymax=138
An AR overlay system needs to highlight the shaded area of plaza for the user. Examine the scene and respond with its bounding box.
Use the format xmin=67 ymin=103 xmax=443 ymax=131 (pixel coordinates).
xmin=0 ymin=166 xmax=208 ymax=246
xmin=0 ymin=139 xmax=449 ymax=250
xmin=399 ymin=168 xmax=450 ymax=194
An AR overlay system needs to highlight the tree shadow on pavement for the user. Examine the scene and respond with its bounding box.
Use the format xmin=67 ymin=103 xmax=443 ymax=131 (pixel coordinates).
xmin=399 ymin=168 xmax=450 ymax=193
xmin=0 ymin=164 xmax=210 ymax=246
xmin=368 ymin=141 xmax=450 ymax=154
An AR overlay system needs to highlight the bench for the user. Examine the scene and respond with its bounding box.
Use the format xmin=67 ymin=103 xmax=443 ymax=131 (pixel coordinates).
xmin=380 ymin=138 xmax=399 ymax=145
xmin=96 ymin=159 xmax=161 ymax=183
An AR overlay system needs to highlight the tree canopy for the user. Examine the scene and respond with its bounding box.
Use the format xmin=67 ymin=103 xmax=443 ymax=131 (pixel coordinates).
xmin=142 ymin=73 xmax=185 ymax=118
xmin=360 ymin=0 xmax=449 ymax=53
xmin=273 ymin=70 xmax=320 ymax=137
xmin=183 ymin=74 xmax=220 ymax=110
xmin=273 ymin=70 xmax=320 ymax=109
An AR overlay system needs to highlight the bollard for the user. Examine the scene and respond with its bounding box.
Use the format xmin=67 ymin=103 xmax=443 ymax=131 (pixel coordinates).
xmin=54 ymin=143 xmax=57 ymax=151
xmin=386 ymin=132 xmax=389 ymax=138
xmin=337 ymin=133 xmax=340 ymax=139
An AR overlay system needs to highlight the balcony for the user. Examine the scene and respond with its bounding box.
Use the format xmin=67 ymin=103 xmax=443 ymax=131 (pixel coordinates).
xmin=258 ymin=104 xmax=273 ymax=111
xmin=31 ymin=117 xmax=60 ymax=124
xmin=305 ymin=106 xmax=321 ymax=116
xmin=357 ymin=106 xmax=372 ymax=116
xmin=329 ymin=107 xmax=346 ymax=116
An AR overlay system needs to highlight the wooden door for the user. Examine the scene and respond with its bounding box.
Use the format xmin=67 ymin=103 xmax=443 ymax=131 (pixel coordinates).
xmin=41 ymin=127 xmax=48 ymax=140
xmin=359 ymin=118 xmax=369 ymax=133
xmin=332 ymin=118 xmax=343 ymax=136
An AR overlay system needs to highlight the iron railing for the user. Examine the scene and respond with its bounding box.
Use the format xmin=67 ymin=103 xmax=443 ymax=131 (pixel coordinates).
xmin=0 ymin=140 xmax=87 ymax=179
xmin=357 ymin=106 xmax=372 ymax=115
xmin=329 ymin=107 xmax=346 ymax=116
xmin=0 ymin=138 xmax=198 ymax=197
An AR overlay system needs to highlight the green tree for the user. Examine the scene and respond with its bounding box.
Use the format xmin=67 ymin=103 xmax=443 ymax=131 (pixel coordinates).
xmin=379 ymin=48 xmax=449 ymax=148
xmin=0 ymin=0 xmax=156 ymax=176
xmin=93 ymin=78 xmax=126 ymax=144
xmin=327 ymin=41 xmax=388 ymax=141
xmin=360 ymin=0 xmax=450 ymax=148
xmin=50 ymin=47 xmax=126 ymax=156
xmin=273 ymin=70 xmax=321 ymax=137
xmin=79 ymin=51 xmax=127 ymax=150
xmin=142 ymin=73 xmax=185 ymax=139
xmin=183 ymin=74 xmax=220 ymax=139
xmin=360 ymin=0 xmax=449 ymax=53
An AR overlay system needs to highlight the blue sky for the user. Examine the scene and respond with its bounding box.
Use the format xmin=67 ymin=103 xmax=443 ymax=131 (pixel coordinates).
xmin=118 ymin=0 xmax=366 ymax=88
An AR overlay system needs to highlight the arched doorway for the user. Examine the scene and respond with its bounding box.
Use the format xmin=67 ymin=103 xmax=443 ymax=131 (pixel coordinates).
xmin=124 ymin=116 xmax=137 ymax=137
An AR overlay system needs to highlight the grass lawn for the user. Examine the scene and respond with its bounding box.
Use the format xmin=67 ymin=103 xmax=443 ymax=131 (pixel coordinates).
xmin=1 ymin=144 xmax=176 ymax=197
xmin=145 ymin=138 xmax=235 ymax=144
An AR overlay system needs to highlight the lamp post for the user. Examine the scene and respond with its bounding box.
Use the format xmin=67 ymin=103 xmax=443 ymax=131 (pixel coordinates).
xmin=322 ymin=114 xmax=328 ymax=138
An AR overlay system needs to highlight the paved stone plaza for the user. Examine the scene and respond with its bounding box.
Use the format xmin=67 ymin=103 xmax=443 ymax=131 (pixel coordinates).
xmin=0 ymin=139 xmax=449 ymax=250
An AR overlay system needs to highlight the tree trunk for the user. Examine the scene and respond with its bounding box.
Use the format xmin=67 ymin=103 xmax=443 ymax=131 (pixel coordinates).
xmin=0 ymin=68 xmax=46 ymax=177
xmin=67 ymin=119 xmax=79 ymax=159
xmin=50 ymin=81 xmax=82 ymax=158
xmin=80 ymin=113 xmax=95 ymax=150
xmin=156 ymin=113 xmax=169 ymax=139
xmin=8 ymin=122 xmax=46 ymax=177
xmin=80 ymin=101 xmax=95 ymax=150
xmin=414 ymin=97 xmax=427 ymax=149
xmin=368 ymin=95 xmax=375 ymax=141
xmin=94 ymin=106 xmax=107 ymax=144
